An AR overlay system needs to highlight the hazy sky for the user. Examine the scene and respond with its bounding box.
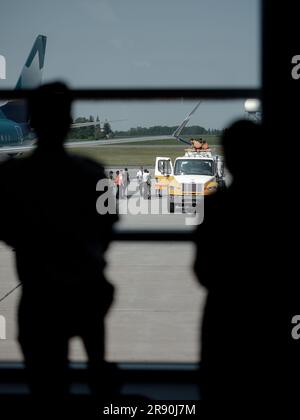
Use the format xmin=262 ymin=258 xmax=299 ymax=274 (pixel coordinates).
xmin=0 ymin=0 xmax=260 ymax=130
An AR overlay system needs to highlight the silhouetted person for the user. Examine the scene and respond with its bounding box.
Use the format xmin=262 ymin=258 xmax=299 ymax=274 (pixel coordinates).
xmin=0 ymin=83 xmax=118 ymax=406
xmin=194 ymin=120 xmax=267 ymax=401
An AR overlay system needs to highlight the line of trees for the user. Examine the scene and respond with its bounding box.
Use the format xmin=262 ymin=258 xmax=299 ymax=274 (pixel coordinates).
xmin=67 ymin=116 xmax=113 ymax=140
xmin=114 ymin=125 xmax=221 ymax=137
xmin=67 ymin=117 xmax=221 ymax=141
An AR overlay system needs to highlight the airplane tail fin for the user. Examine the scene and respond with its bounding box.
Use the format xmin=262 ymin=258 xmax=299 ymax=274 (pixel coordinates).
xmin=172 ymin=101 xmax=202 ymax=145
xmin=1 ymin=35 xmax=47 ymax=123
xmin=15 ymin=35 xmax=47 ymax=90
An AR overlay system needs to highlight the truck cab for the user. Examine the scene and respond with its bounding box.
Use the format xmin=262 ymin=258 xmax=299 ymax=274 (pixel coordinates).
xmin=155 ymin=151 xmax=224 ymax=212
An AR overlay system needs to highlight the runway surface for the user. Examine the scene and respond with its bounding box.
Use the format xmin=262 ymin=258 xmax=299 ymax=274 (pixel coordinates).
xmin=0 ymin=135 xmax=176 ymax=154
xmin=0 ymin=167 xmax=207 ymax=363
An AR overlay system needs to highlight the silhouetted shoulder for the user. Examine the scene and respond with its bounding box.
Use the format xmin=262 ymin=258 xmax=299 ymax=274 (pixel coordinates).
xmin=0 ymin=153 xmax=107 ymax=189
xmin=197 ymin=189 xmax=227 ymax=229
xmin=0 ymin=157 xmax=28 ymax=193
xmin=193 ymin=188 xmax=233 ymax=289
xmin=205 ymin=189 xmax=225 ymax=212
xmin=67 ymin=153 xmax=106 ymax=179
xmin=0 ymin=152 xmax=117 ymax=249
xmin=0 ymin=155 xmax=25 ymax=174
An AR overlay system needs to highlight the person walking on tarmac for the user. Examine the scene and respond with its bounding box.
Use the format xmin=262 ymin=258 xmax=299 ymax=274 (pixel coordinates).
xmin=136 ymin=166 xmax=143 ymax=196
xmin=124 ymin=168 xmax=130 ymax=187
xmin=114 ymin=170 xmax=122 ymax=199
xmin=108 ymin=170 xmax=114 ymax=181
xmin=146 ymin=170 xmax=152 ymax=199
xmin=142 ymin=169 xmax=151 ymax=199
xmin=119 ymin=169 xmax=125 ymax=198
xmin=121 ymin=168 xmax=130 ymax=198
xmin=108 ymin=170 xmax=115 ymax=196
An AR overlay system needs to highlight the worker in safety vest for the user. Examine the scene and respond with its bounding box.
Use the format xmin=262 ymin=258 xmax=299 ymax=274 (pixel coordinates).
xmin=114 ymin=170 xmax=122 ymax=199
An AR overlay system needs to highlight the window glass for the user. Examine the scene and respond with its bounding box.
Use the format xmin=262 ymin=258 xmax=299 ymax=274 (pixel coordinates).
xmin=0 ymin=0 xmax=260 ymax=89
xmin=0 ymin=98 xmax=257 ymax=362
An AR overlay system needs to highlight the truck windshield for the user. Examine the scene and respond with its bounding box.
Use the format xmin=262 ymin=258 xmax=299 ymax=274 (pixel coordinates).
xmin=174 ymin=159 xmax=214 ymax=176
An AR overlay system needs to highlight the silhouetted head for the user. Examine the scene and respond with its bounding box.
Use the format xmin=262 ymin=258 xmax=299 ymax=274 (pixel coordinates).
xmin=222 ymin=119 xmax=261 ymax=181
xmin=116 ymin=170 xmax=120 ymax=175
xmin=29 ymin=82 xmax=72 ymax=151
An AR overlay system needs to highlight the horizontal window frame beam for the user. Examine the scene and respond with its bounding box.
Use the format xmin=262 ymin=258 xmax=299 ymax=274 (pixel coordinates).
xmin=0 ymin=87 xmax=261 ymax=100
xmin=0 ymin=362 xmax=201 ymax=385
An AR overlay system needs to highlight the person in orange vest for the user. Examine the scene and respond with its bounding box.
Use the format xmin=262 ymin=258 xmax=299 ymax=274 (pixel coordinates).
xmin=114 ymin=170 xmax=122 ymax=199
